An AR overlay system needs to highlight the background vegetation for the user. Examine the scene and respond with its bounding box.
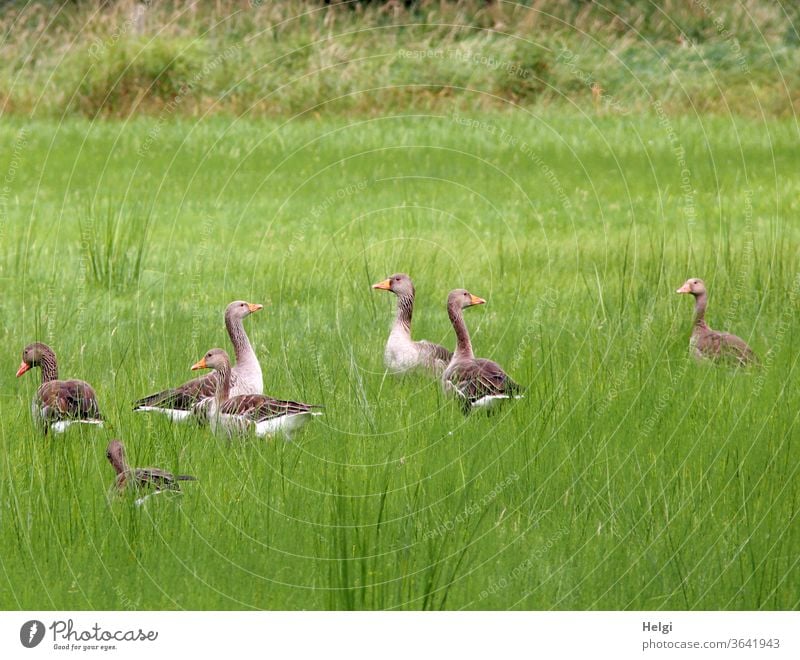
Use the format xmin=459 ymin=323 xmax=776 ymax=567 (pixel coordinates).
xmin=0 ymin=0 xmax=799 ymax=118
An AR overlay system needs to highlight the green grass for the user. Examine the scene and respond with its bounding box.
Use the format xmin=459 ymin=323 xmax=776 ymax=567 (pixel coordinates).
xmin=0 ymin=112 xmax=799 ymax=610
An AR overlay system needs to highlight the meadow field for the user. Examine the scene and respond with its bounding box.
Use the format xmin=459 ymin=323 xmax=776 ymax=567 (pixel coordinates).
xmin=0 ymin=112 xmax=798 ymax=610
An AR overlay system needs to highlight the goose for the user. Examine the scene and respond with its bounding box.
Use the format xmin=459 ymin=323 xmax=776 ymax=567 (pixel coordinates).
xmin=16 ymin=342 xmax=103 ymax=434
xmin=676 ymin=278 xmax=758 ymax=366
xmin=442 ymin=289 xmax=522 ymax=412
xmin=106 ymin=439 xmax=196 ymax=493
xmin=191 ymin=348 xmax=322 ymax=438
xmin=133 ymin=300 xmax=263 ymax=421
xmin=372 ymin=273 xmax=453 ymax=374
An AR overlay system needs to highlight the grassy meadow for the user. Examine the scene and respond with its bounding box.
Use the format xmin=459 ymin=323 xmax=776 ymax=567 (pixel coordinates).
xmin=0 ymin=112 xmax=798 ymax=610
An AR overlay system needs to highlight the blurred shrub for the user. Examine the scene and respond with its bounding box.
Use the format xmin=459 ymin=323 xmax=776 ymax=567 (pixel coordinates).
xmin=0 ymin=0 xmax=798 ymax=118
xmin=60 ymin=37 xmax=205 ymax=117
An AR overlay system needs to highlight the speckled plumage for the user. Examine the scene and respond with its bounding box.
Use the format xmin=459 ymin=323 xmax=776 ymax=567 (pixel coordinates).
xmin=373 ymin=273 xmax=452 ymax=375
xmin=676 ymin=278 xmax=758 ymax=366
xmin=106 ymin=439 xmax=196 ymax=493
xmin=16 ymin=342 xmax=103 ymax=434
xmin=133 ymin=300 xmax=264 ymax=419
xmin=192 ymin=348 xmax=322 ymax=439
xmin=442 ymin=289 xmax=522 ymax=414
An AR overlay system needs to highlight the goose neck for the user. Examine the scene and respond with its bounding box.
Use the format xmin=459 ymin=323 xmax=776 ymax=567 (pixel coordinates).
xmin=392 ymin=292 xmax=414 ymax=337
xmin=213 ymin=362 xmax=232 ymax=405
xmin=226 ymin=313 xmax=256 ymax=365
xmin=693 ymin=293 xmax=708 ymax=328
xmin=448 ymin=303 xmax=474 ymax=360
xmin=109 ymin=451 xmax=128 ymax=476
xmin=39 ymin=348 xmax=59 ymax=384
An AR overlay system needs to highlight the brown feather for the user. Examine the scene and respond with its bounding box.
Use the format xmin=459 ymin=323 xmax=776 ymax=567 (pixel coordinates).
xmin=133 ymin=373 xmax=218 ymax=411
xmin=446 ymin=358 xmax=520 ymax=404
xmin=37 ymin=379 xmax=102 ymax=421
xmin=219 ymin=394 xmax=320 ymax=422
xmin=693 ymin=327 xmax=758 ymax=366
xmin=107 ymin=439 xmax=196 ymax=493
xmin=418 ymin=340 xmax=454 ymax=367
xmin=677 ymin=278 xmax=759 ymax=367
xmin=133 ymin=300 xmax=262 ymax=412
xmin=132 ymin=467 xmax=196 ymax=490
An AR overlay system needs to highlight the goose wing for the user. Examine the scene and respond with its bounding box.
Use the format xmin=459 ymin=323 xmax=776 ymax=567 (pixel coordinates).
xmin=417 ymin=340 xmax=454 ymax=366
xmin=134 ymin=467 xmax=178 ymax=490
xmin=698 ymin=330 xmax=758 ymax=366
xmin=134 ymin=467 xmax=196 ymax=490
xmin=133 ymin=372 xmax=219 ymax=411
xmin=447 ymin=358 xmax=520 ymax=402
xmin=220 ymin=394 xmax=319 ymax=421
xmin=39 ymin=379 xmax=102 ymax=420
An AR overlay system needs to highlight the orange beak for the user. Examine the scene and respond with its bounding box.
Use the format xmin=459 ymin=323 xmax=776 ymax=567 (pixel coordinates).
xmin=676 ymin=283 xmax=691 ymax=294
xmin=190 ymin=357 xmax=207 ymax=371
xmin=469 ymin=294 xmax=486 ymax=306
xmin=372 ymin=279 xmax=392 ymax=291
xmin=247 ymin=303 xmax=263 ymax=313
xmin=15 ymin=362 xmax=30 ymax=377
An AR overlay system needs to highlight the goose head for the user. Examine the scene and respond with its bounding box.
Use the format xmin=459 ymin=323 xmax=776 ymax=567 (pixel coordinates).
xmin=16 ymin=342 xmax=52 ymax=377
xmin=191 ymin=348 xmax=231 ymax=373
xmin=225 ymin=300 xmax=263 ymax=320
xmin=447 ymin=289 xmax=486 ymax=310
xmin=676 ymin=278 xmax=706 ymax=297
xmin=106 ymin=439 xmax=126 ymax=469
xmin=372 ymin=273 xmax=415 ymax=298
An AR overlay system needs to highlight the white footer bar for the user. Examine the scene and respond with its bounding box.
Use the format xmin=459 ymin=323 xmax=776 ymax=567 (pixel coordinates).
xmin=1 ymin=611 xmax=797 ymax=659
